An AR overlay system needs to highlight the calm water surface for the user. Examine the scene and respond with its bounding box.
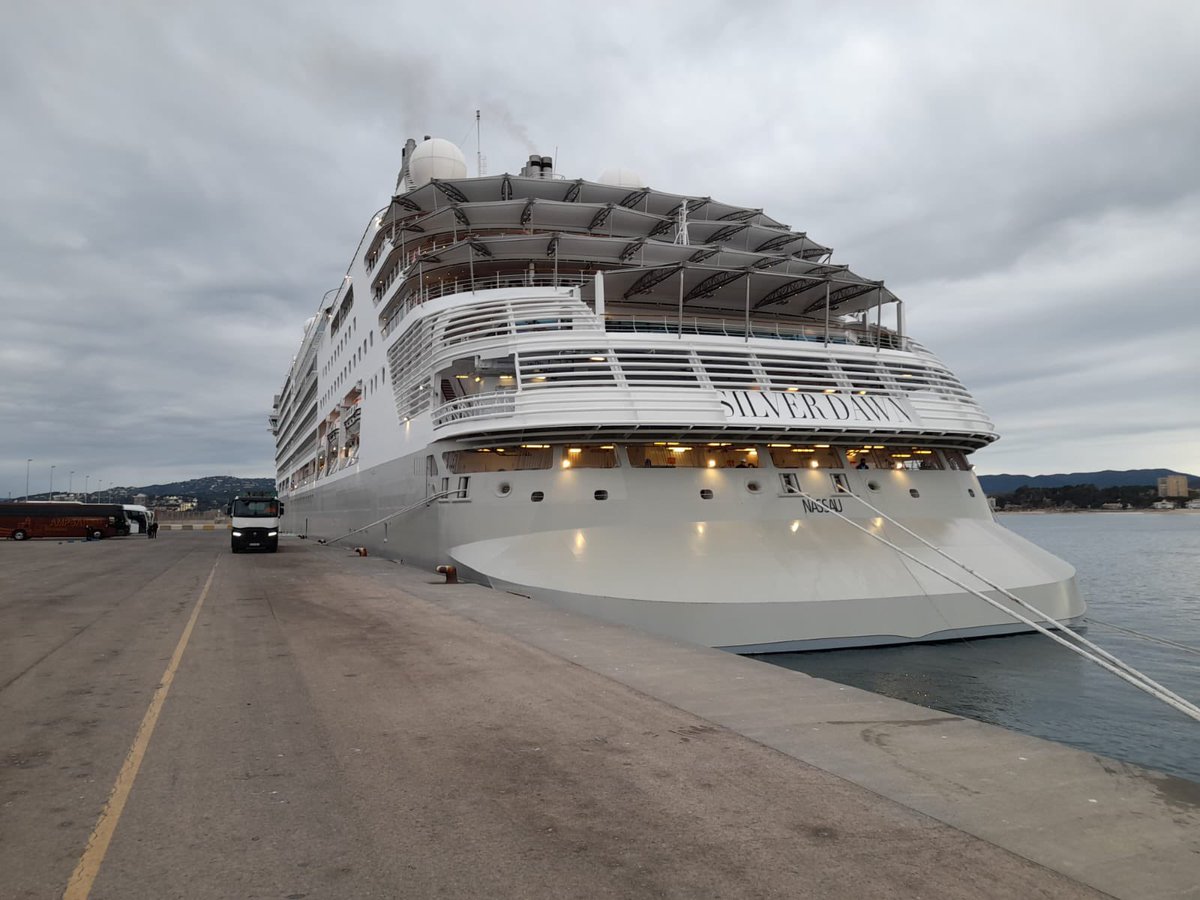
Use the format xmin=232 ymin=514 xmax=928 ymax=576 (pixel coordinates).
xmin=764 ymin=512 xmax=1200 ymax=783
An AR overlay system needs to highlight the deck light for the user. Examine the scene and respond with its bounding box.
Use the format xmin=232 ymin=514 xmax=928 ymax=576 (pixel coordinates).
xmin=815 ymin=444 xmax=830 ymax=448
xmin=768 ymin=443 xmax=791 ymax=448
xmin=791 ymin=448 xmax=814 ymax=453
xmin=856 ymin=390 xmax=867 ymax=395
xmin=670 ymin=446 xmax=692 ymax=453
xmin=589 ymin=356 xmax=606 ymax=362
xmin=790 ymin=521 xmax=800 ymax=533
xmin=568 ymin=448 xmax=582 ymax=454
xmin=455 ymin=374 xmax=469 ymax=379
xmin=822 ymin=388 xmax=837 ymax=394
xmin=599 ymin=445 xmax=614 ymax=450
xmin=707 ymin=459 xmax=717 ymax=468
xmin=810 ymin=460 xmax=820 ymax=468
xmin=562 ymin=459 xmax=572 ymax=468
xmin=874 ymin=445 xmax=885 ymax=449
xmin=786 ymin=387 xmax=800 ymax=392
xmin=532 ymin=375 xmax=547 ymax=382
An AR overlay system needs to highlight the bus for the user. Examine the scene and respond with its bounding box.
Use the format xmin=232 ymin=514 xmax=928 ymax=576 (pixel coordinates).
xmin=228 ymin=490 xmax=281 ymax=553
xmin=0 ymin=502 xmax=130 ymax=541
xmin=123 ymin=504 xmax=156 ymax=535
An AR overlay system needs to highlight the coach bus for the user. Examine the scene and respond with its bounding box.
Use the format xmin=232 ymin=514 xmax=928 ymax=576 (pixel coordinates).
xmin=0 ymin=502 xmax=131 ymax=540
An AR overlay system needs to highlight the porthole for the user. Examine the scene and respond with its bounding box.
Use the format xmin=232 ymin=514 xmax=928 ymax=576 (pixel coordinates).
xmin=968 ymin=488 xmax=976 ymax=498
xmin=593 ymin=490 xmax=608 ymax=501
xmin=531 ymin=491 xmax=544 ymax=502
xmin=867 ymin=481 xmax=881 ymax=492
xmin=700 ymin=489 xmax=714 ymax=500
xmin=496 ymin=482 xmax=511 ymax=497
xmin=747 ymin=481 xmax=761 ymax=494
xmin=909 ymin=489 xmax=920 ymax=498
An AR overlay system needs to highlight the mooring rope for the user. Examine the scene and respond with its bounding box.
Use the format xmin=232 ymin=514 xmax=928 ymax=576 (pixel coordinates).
xmin=322 ymin=489 xmax=460 ymax=545
xmin=1086 ymin=617 xmax=1200 ymax=657
xmin=794 ymin=487 xmax=1200 ymax=723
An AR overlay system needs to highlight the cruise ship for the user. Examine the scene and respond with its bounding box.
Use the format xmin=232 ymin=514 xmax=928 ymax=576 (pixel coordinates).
xmin=271 ymin=136 xmax=1083 ymax=652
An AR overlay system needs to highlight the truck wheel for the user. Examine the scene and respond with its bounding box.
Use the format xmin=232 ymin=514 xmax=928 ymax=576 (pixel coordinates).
xmin=13 ymin=529 xmax=28 ymax=541
xmin=91 ymin=529 xmax=104 ymax=540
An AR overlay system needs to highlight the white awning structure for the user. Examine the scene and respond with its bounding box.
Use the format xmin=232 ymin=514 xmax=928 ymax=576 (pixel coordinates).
xmin=373 ymin=173 xmax=896 ymax=325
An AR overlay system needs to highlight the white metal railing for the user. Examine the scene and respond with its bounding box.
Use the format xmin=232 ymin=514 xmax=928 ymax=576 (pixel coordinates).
xmin=431 ymin=390 xmax=518 ymax=427
xmin=382 ymin=275 xmax=589 ymax=337
xmin=604 ymin=315 xmax=913 ymax=351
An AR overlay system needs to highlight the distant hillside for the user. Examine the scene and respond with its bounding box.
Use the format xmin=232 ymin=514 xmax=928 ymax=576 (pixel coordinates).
xmin=979 ymin=469 xmax=1197 ymax=495
xmin=74 ymin=475 xmax=275 ymax=509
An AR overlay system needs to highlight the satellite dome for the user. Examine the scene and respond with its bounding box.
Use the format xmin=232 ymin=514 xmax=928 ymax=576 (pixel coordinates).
xmin=408 ymin=138 xmax=468 ymax=188
xmin=597 ymin=167 xmax=645 ymax=189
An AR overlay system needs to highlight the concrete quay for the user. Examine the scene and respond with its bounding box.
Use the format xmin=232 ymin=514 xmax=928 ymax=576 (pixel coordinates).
xmin=1 ymin=532 xmax=1196 ymax=899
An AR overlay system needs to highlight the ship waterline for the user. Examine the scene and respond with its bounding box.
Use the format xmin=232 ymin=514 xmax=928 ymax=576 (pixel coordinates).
xmin=273 ymin=136 xmax=1082 ymax=650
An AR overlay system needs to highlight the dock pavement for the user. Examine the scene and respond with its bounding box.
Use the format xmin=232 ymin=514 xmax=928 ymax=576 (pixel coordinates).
xmin=1 ymin=531 xmax=1196 ymax=899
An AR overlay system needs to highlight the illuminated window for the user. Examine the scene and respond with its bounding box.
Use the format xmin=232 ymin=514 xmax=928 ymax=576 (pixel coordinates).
xmin=769 ymin=446 xmax=843 ymax=469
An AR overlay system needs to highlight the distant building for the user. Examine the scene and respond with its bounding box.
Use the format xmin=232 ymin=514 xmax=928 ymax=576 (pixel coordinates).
xmin=1101 ymin=502 xmax=1125 ymax=510
xmin=1187 ymin=499 xmax=1200 ymax=510
xmin=1157 ymin=474 xmax=1189 ymax=498
xmin=1151 ymin=499 xmax=1177 ymax=510
xmin=134 ymin=493 xmax=148 ymax=506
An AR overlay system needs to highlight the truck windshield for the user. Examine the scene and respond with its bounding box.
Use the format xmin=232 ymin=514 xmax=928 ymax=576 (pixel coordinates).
xmin=232 ymin=500 xmax=279 ymax=517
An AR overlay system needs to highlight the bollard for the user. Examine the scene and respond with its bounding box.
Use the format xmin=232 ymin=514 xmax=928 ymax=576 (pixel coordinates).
xmin=354 ymin=546 xmax=369 ymax=557
xmin=435 ymin=564 xmax=458 ymax=584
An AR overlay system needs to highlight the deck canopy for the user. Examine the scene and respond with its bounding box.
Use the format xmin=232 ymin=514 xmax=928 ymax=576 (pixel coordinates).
xmin=386 ymin=199 xmax=831 ymax=261
xmin=383 ymin=175 xmax=794 ymax=233
xmin=401 ymin=232 xmax=894 ymax=319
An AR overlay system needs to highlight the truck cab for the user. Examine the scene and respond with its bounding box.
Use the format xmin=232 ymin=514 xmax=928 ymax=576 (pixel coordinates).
xmin=228 ymin=491 xmax=281 ymax=553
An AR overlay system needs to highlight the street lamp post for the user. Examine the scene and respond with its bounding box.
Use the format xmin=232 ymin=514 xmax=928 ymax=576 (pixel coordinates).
xmin=25 ymin=458 xmax=32 ymax=502
xmin=50 ymin=465 xmax=55 ymax=501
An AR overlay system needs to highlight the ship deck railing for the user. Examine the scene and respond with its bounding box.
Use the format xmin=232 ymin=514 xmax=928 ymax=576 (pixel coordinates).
xmin=382 ymin=273 xmax=916 ymax=353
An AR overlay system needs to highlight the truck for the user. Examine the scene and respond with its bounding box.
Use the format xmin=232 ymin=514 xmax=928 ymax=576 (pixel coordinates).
xmin=228 ymin=490 xmax=281 ymax=553
xmin=0 ymin=502 xmax=131 ymax=540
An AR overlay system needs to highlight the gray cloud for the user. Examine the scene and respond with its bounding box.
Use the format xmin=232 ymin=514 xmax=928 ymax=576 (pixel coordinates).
xmin=2 ymin=0 xmax=1198 ymax=496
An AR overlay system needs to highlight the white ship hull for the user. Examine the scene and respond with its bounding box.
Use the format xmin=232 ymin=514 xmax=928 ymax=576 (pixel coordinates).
xmin=282 ymin=450 xmax=1082 ymax=651
xmin=271 ymin=136 xmax=1084 ymax=652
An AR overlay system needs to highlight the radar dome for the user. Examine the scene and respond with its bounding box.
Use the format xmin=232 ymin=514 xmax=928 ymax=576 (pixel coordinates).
xmin=597 ymin=167 xmax=645 ymax=189
xmin=408 ymin=138 xmax=468 ymax=188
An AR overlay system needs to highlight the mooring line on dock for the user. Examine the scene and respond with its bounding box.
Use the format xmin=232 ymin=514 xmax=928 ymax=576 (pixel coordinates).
xmin=795 ymin=487 xmax=1200 ymax=723
xmin=62 ymin=557 xmax=220 ymax=900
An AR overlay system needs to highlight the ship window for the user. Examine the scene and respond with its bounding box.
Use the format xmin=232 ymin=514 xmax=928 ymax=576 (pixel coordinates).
xmin=616 ymin=349 xmax=698 ymax=384
xmin=845 ymin=446 xmax=897 ymax=470
xmin=531 ymin=491 xmax=545 ymax=502
xmin=768 ymin=445 xmax=843 ymax=470
xmin=944 ymin=450 xmax=970 ymax=471
xmin=626 ymin=444 xmax=758 ymax=469
xmin=758 ymin=355 xmax=839 ymax=393
xmin=699 ymin=352 xmax=759 ymax=388
xmin=519 ymin=350 xmax=615 ymax=387
xmin=443 ymin=445 xmax=552 ymax=473
xmin=593 ymin=490 xmax=608 ymax=501
xmin=561 ymin=445 xmax=618 ymax=469
xmin=700 ymin=489 xmax=714 ymax=499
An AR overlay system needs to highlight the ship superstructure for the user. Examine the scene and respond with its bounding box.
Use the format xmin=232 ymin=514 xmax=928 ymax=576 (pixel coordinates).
xmin=271 ymin=137 xmax=1083 ymax=651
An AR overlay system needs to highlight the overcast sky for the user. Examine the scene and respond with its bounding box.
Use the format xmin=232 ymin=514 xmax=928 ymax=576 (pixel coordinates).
xmin=2 ymin=0 xmax=1197 ymax=497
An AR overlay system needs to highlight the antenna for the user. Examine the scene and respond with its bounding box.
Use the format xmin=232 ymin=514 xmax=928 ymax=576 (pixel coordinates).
xmin=476 ymin=110 xmax=482 ymax=177
xmin=674 ymin=199 xmax=690 ymax=246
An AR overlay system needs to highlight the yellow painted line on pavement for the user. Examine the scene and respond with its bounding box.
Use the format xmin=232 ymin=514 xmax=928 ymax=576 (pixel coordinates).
xmin=62 ymin=558 xmax=220 ymax=900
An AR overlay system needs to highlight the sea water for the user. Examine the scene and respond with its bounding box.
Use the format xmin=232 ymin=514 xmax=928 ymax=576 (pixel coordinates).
xmin=765 ymin=512 xmax=1200 ymax=783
